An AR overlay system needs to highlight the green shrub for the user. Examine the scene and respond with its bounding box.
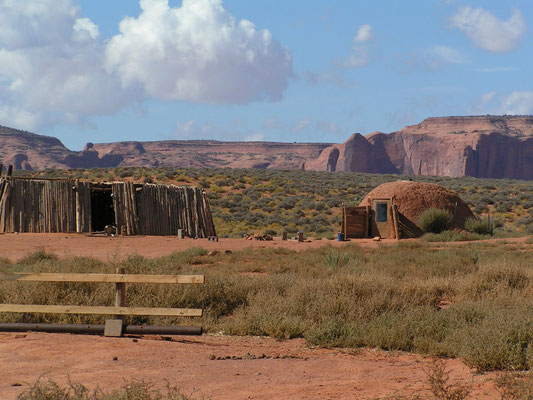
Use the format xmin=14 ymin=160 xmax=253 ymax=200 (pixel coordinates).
xmin=418 ymin=208 xmax=454 ymax=234
xmin=323 ymin=250 xmax=349 ymax=271
xmin=465 ymin=217 xmax=494 ymax=235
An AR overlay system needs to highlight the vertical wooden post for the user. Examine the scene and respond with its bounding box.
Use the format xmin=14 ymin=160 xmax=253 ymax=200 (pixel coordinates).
xmin=7 ymin=165 xmax=13 ymax=177
xmin=342 ymin=206 xmax=347 ymax=237
xmin=282 ymin=231 xmax=287 ymax=241
xmin=392 ymin=205 xmax=400 ymax=240
xmin=297 ymin=232 xmax=304 ymax=242
xmin=104 ymin=266 xmax=126 ymax=337
xmin=115 ymin=267 xmax=126 ymax=314
xmin=365 ymin=205 xmax=371 ymax=238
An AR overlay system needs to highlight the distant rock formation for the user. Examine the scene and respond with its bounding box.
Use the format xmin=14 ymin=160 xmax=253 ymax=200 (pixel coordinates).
xmin=304 ymin=116 xmax=533 ymax=180
xmin=1 ymin=115 xmax=532 ymax=180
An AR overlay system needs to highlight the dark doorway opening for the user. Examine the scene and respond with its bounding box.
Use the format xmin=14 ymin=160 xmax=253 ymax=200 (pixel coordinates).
xmin=91 ymin=189 xmax=115 ymax=232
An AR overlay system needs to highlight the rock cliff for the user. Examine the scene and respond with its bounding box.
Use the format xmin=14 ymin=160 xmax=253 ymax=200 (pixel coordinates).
xmin=1 ymin=115 xmax=532 ymax=180
xmin=304 ymin=116 xmax=533 ymax=180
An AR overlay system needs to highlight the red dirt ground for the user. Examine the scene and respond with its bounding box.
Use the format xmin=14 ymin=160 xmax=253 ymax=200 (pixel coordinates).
xmin=0 ymin=233 xmax=529 ymax=262
xmin=1 ymin=233 xmax=530 ymax=399
xmin=0 ymin=233 xmax=398 ymax=262
xmin=0 ymin=332 xmax=501 ymax=400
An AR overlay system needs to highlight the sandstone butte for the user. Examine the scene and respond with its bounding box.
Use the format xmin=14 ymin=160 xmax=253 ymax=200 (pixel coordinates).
xmin=1 ymin=115 xmax=532 ymax=180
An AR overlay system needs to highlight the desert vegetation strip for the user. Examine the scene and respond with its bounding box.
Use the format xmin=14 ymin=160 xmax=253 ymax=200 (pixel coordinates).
xmin=17 ymin=167 xmax=533 ymax=238
xmin=1 ymin=241 xmax=533 ymax=372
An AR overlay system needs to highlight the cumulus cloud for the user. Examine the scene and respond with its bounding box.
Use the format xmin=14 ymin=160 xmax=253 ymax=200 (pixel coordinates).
xmin=400 ymin=46 xmax=466 ymax=72
xmin=475 ymin=91 xmax=533 ymax=115
xmin=342 ymin=47 xmax=370 ymax=68
xmin=245 ymin=132 xmax=265 ymax=141
xmin=429 ymin=45 xmax=466 ymax=65
xmin=340 ymin=24 xmax=374 ymax=68
xmin=106 ymin=0 xmax=292 ymax=104
xmin=291 ymin=119 xmax=312 ymax=133
xmin=316 ymin=121 xmax=342 ymax=134
xmin=353 ymin=24 xmax=374 ymax=43
xmin=0 ymin=0 xmax=139 ymax=131
xmin=173 ymin=120 xmax=218 ymax=139
xmin=450 ymin=6 xmax=526 ymax=53
xmin=174 ymin=119 xmax=268 ymax=141
xmin=0 ymin=0 xmax=292 ymax=131
xmin=499 ymin=92 xmax=533 ymax=114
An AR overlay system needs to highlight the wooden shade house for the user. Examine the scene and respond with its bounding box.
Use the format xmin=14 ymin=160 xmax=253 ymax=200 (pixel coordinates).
xmin=0 ymin=176 xmax=216 ymax=237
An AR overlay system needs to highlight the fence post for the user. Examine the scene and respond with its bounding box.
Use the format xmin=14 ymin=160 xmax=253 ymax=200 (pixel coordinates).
xmin=115 ymin=267 xmax=126 ymax=310
xmin=105 ymin=267 xmax=126 ymax=337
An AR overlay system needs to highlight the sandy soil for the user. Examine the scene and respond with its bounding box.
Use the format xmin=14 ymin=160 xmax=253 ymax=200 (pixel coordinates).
xmin=0 ymin=332 xmax=501 ymax=400
xmin=0 ymin=233 xmax=400 ymax=262
xmin=1 ymin=233 xmax=530 ymax=262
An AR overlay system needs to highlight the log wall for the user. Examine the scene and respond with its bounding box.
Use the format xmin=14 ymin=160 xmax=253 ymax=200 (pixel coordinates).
xmin=0 ymin=178 xmax=216 ymax=237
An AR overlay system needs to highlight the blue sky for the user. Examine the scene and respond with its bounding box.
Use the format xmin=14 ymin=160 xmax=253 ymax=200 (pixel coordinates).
xmin=0 ymin=0 xmax=531 ymax=150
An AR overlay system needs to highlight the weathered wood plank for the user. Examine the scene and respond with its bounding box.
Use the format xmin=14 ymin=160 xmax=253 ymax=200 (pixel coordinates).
xmin=0 ymin=304 xmax=202 ymax=317
xmin=0 ymin=273 xmax=205 ymax=284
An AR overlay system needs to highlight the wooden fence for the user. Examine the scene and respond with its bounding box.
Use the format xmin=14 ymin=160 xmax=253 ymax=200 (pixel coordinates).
xmin=0 ymin=270 xmax=204 ymax=318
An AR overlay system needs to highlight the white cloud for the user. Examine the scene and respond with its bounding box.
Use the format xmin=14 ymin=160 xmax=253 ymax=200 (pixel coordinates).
xmin=106 ymin=0 xmax=292 ymax=104
xmin=429 ymin=45 xmax=465 ymax=65
xmin=291 ymin=119 xmax=312 ymax=133
xmin=0 ymin=0 xmax=139 ymax=131
xmin=353 ymin=24 xmax=374 ymax=43
xmin=262 ymin=118 xmax=284 ymax=130
xmin=73 ymin=17 xmax=100 ymax=41
xmin=499 ymin=92 xmax=533 ymax=115
xmin=480 ymin=92 xmax=496 ymax=105
xmin=316 ymin=121 xmax=341 ymax=134
xmin=475 ymin=66 xmax=518 ymax=73
xmin=474 ymin=91 xmax=533 ymax=115
xmin=340 ymin=24 xmax=374 ymax=68
xmin=342 ymin=47 xmax=369 ymax=68
xmin=0 ymin=0 xmax=292 ymax=132
xmin=450 ymin=6 xmax=526 ymax=53
xmin=245 ymin=132 xmax=265 ymax=141
xmin=174 ymin=120 xmax=215 ymax=139
xmin=400 ymin=46 xmax=465 ymax=71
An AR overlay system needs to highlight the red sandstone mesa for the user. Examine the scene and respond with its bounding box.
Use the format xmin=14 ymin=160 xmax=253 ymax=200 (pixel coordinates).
xmin=1 ymin=115 xmax=532 ymax=179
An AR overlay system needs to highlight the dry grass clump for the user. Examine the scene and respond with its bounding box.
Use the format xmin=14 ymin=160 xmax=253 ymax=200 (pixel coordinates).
xmin=16 ymin=379 xmax=195 ymax=400
xmin=1 ymin=241 xmax=533 ymax=371
xmin=425 ymin=361 xmax=472 ymax=400
xmin=495 ymin=372 xmax=533 ymax=400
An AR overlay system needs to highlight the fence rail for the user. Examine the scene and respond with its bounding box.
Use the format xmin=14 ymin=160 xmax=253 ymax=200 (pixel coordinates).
xmin=0 ymin=270 xmax=205 ymax=323
xmin=0 ymin=272 xmax=204 ymax=284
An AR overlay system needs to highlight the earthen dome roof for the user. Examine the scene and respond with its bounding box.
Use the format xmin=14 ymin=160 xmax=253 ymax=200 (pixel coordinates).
xmin=359 ymin=180 xmax=474 ymax=229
